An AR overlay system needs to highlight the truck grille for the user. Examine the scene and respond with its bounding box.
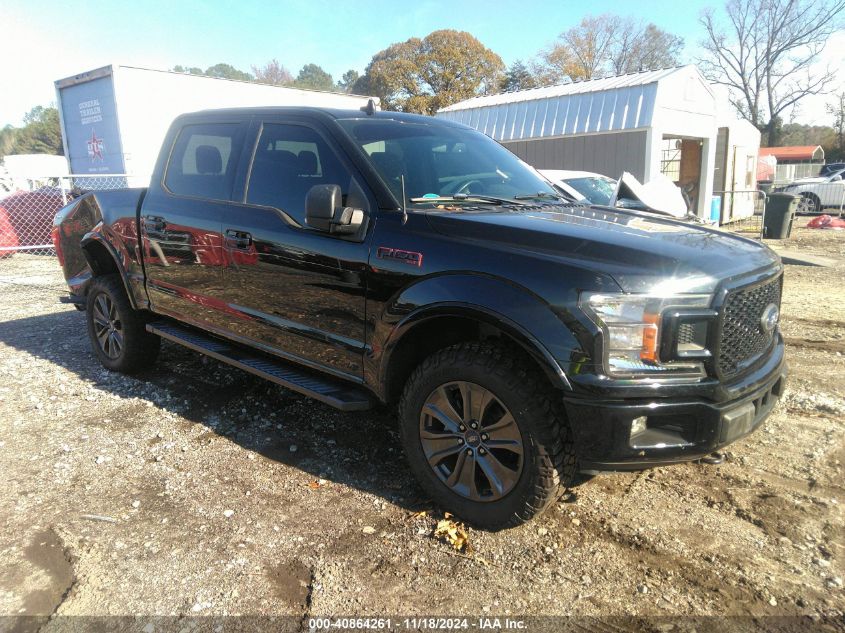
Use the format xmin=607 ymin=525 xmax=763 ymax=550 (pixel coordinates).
xmin=717 ymin=275 xmax=782 ymax=378
xmin=678 ymin=323 xmax=696 ymax=345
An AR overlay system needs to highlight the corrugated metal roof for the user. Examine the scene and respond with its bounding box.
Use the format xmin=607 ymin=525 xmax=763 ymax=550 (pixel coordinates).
xmin=759 ymin=145 xmax=824 ymax=161
xmin=436 ymin=65 xmax=708 ymax=142
xmin=439 ymin=67 xmax=683 ymax=112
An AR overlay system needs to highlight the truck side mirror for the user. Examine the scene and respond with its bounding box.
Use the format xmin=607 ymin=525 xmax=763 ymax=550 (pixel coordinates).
xmin=305 ymin=184 xmax=363 ymax=235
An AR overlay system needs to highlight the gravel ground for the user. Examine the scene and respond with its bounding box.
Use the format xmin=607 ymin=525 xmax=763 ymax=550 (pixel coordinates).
xmin=0 ymin=221 xmax=843 ymax=631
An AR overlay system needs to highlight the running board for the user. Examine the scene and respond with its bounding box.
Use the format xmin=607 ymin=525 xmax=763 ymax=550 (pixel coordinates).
xmin=146 ymin=321 xmax=373 ymax=411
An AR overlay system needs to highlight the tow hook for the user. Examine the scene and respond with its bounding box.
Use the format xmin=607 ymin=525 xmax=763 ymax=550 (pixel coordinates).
xmin=699 ymin=452 xmax=725 ymax=465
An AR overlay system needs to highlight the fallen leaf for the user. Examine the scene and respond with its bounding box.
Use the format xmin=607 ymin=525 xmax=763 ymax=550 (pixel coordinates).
xmin=434 ymin=516 xmax=471 ymax=553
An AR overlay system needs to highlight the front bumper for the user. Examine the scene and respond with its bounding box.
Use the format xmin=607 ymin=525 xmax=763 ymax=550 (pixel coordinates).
xmin=564 ymin=344 xmax=788 ymax=471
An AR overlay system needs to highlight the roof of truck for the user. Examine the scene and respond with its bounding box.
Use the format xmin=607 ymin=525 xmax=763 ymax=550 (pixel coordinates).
xmin=175 ymin=106 xmax=466 ymax=127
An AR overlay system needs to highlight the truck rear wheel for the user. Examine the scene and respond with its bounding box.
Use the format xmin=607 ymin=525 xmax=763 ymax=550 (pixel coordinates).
xmin=398 ymin=342 xmax=577 ymax=529
xmin=86 ymin=274 xmax=160 ymax=373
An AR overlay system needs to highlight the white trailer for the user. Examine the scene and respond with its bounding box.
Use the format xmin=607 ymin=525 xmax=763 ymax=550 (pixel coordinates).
xmin=55 ymin=65 xmax=378 ymax=187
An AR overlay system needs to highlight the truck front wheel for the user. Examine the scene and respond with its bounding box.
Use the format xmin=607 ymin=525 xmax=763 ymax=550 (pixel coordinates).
xmin=398 ymin=342 xmax=577 ymax=529
xmin=86 ymin=274 xmax=160 ymax=373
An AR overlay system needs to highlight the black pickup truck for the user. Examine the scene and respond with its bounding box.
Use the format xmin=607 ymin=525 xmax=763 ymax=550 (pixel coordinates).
xmin=54 ymin=107 xmax=787 ymax=528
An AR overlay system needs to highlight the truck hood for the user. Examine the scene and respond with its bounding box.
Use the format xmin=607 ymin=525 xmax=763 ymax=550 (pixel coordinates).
xmin=425 ymin=204 xmax=781 ymax=294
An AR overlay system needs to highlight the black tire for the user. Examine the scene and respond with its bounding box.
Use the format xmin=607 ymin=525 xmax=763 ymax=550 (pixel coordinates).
xmin=86 ymin=274 xmax=160 ymax=373
xmin=398 ymin=342 xmax=577 ymax=529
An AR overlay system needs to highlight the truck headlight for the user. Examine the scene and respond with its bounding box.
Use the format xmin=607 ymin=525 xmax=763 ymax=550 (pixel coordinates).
xmin=581 ymin=292 xmax=711 ymax=378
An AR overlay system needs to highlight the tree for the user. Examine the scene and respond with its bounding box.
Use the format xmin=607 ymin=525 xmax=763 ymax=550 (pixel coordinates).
xmin=609 ymin=22 xmax=684 ymax=74
xmin=252 ymin=59 xmax=293 ymax=86
xmin=292 ymin=64 xmax=334 ymax=91
xmin=540 ymin=15 xmax=684 ymax=82
xmin=779 ymin=122 xmax=836 ymax=147
xmin=543 ymin=15 xmax=619 ymax=81
xmin=8 ymin=106 xmax=63 ymax=156
xmin=203 ymin=63 xmax=253 ymax=81
xmin=171 ymin=63 xmax=253 ymax=80
xmin=360 ymin=30 xmax=504 ymax=114
xmin=827 ymin=92 xmax=845 ymax=159
xmin=336 ymin=69 xmax=360 ymax=93
xmin=172 ymin=65 xmax=203 ymax=75
xmin=0 ymin=126 xmax=17 ymax=160
xmin=500 ymin=60 xmax=540 ymax=92
xmin=699 ymin=0 xmax=845 ymax=147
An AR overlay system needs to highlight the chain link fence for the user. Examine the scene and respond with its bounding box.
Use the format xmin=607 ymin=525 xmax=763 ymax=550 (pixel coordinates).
xmin=713 ymin=190 xmax=767 ymax=239
xmin=0 ymin=175 xmax=129 ymax=302
xmin=716 ymin=183 xmax=845 ymax=240
xmin=772 ymin=162 xmax=821 ymax=185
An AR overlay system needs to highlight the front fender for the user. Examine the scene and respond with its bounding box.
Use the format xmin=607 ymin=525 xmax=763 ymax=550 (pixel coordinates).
xmin=372 ymin=273 xmax=586 ymax=395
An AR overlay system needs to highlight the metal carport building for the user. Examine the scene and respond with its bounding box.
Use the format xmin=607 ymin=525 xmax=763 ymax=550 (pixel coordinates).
xmin=436 ymin=65 xmax=718 ymax=218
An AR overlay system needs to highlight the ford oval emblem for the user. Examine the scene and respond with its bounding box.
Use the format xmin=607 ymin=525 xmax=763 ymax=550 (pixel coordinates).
xmin=760 ymin=303 xmax=779 ymax=333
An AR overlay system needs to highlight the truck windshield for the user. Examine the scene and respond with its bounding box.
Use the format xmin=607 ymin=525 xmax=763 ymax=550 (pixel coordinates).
xmin=338 ymin=118 xmax=559 ymax=205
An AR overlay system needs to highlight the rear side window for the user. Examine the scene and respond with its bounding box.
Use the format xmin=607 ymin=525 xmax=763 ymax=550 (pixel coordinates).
xmin=165 ymin=123 xmax=241 ymax=200
xmin=247 ymin=123 xmax=354 ymax=224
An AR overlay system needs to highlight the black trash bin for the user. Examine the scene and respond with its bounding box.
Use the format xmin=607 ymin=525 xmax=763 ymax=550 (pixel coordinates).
xmin=763 ymin=193 xmax=799 ymax=239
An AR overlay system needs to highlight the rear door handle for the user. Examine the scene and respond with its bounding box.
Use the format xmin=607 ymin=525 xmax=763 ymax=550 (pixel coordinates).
xmin=143 ymin=215 xmax=166 ymax=232
xmin=225 ymin=229 xmax=252 ymax=250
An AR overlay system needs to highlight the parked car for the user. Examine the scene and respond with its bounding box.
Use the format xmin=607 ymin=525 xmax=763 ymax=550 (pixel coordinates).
xmin=819 ymin=162 xmax=845 ymax=177
xmin=539 ymin=169 xmax=616 ymax=206
xmin=54 ymin=107 xmax=787 ymax=528
xmin=780 ymin=168 xmax=845 ymax=213
xmin=541 ymin=169 xmax=692 ymax=218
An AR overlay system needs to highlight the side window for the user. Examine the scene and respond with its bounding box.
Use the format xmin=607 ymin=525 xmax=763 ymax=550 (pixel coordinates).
xmin=247 ymin=123 xmax=353 ymax=224
xmin=164 ymin=123 xmax=240 ymax=200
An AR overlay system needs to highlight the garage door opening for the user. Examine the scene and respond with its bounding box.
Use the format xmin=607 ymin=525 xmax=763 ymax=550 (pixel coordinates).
xmin=661 ymin=136 xmax=703 ymax=214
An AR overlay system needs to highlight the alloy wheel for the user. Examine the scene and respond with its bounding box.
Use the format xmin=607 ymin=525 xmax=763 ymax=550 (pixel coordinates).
xmin=91 ymin=293 xmax=124 ymax=359
xmin=419 ymin=381 xmax=524 ymax=502
xmin=797 ymin=194 xmax=817 ymax=214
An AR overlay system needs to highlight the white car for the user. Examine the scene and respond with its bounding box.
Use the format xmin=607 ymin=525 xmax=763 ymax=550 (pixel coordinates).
xmin=781 ymin=169 xmax=845 ymax=213
xmin=540 ymin=169 xmax=691 ymax=218
xmin=539 ymin=170 xmax=617 ymax=206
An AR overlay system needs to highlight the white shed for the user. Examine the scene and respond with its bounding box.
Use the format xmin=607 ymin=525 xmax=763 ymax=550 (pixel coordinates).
xmin=437 ymin=66 xmax=719 ymax=219
xmin=713 ymin=89 xmax=762 ymax=223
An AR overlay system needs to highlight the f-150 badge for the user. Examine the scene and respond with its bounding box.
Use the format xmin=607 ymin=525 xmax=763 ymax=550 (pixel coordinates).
xmin=376 ymin=247 xmax=423 ymax=267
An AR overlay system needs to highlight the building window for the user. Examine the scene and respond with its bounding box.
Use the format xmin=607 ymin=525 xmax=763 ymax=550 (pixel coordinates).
xmin=660 ymin=139 xmax=682 ymax=181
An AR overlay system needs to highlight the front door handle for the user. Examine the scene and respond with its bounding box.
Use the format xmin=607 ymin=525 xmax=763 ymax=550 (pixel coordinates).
xmin=225 ymin=229 xmax=252 ymax=250
xmin=143 ymin=215 xmax=166 ymax=232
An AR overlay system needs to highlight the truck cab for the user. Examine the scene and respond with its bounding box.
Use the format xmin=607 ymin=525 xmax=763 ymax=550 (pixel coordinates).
xmin=54 ymin=107 xmax=787 ymax=528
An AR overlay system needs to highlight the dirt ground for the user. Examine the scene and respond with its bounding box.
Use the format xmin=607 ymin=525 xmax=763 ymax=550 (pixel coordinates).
xmin=0 ymin=219 xmax=843 ymax=632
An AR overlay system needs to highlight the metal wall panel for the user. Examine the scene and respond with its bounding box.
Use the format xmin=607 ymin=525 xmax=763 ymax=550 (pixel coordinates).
xmin=504 ymin=130 xmax=649 ymax=180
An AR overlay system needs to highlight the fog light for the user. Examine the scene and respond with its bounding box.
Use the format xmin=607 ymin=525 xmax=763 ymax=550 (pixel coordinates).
xmin=631 ymin=416 xmax=648 ymax=437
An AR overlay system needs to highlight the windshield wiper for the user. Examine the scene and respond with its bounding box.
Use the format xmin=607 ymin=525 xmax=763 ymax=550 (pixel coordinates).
xmin=409 ymin=193 xmax=519 ymax=205
xmin=513 ymin=191 xmax=566 ymax=201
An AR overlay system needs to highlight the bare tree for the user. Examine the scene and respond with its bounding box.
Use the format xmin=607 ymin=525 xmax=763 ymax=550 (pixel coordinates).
xmin=542 ymin=15 xmax=619 ymax=81
xmin=251 ymin=59 xmax=293 ymax=86
xmin=828 ymin=91 xmax=845 ymax=157
xmin=541 ymin=15 xmax=684 ymax=83
xmin=699 ymin=0 xmax=845 ymax=146
xmin=608 ymin=20 xmax=684 ymax=74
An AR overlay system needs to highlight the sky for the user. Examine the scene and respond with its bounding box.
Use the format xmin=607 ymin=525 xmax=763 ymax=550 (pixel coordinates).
xmin=1 ymin=0 xmax=842 ymax=127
